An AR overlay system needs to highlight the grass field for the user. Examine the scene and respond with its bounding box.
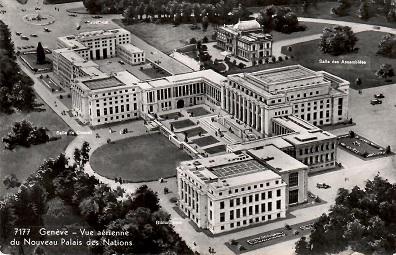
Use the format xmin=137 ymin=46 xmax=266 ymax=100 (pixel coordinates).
xmin=0 ymin=94 xmax=74 ymax=198
xmin=170 ymin=119 xmax=196 ymax=129
xmin=90 ymin=134 xmax=191 ymax=182
xmin=192 ymin=136 xmax=219 ymax=147
xmin=280 ymin=31 xmax=396 ymax=90
xmin=122 ymin=22 xmax=216 ymax=53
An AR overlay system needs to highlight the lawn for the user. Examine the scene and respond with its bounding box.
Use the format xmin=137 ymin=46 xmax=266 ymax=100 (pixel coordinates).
xmin=90 ymin=134 xmax=191 ymax=182
xmin=140 ymin=66 xmax=171 ymax=79
xmin=160 ymin=111 xmax=184 ymax=120
xmin=270 ymin=21 xmax=327 ymax=42
xmin=192 ymin=136 xmax=219 ymax=147
xmin=204 ymin=144 xmax=227 ymax=155
xmin=184 ymin=127 xmax=207 ymax=137
xmin=280 ymin=31 xmax=396 ymax=90
xmin=121 ymin=22 xmax=216 ymax=53
xmin=0 ymin=94 xmax=74 ymax=198
xmin=170 ymin=119 xmax=196 ymax=129
xmin=187 ymin=107 xmax=212 ymax=117
xmin=20 ymin=53 xmax=52 ymax=72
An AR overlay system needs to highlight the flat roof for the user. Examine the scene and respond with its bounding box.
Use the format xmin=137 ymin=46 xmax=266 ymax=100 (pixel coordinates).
xmin=78 ymin=28 xmax=129 ymax=39
xmin=249 ymin=65 xmax=319 ymax=85
xmin=211 ymin=160 xmax=269 ymax=179
xmin=140 ymin=70 xmax=226 ymax=89
xmin=59 ymin=50 xmax=86 ymax=63
xmin=80 ymin=66 xmax=106 ymax=77
xmin=248 ymin=145 xmax=307 ymax=172
xmin=282 ymin=129 xmax=336 ymax=146
xmin=220 ymin=170 xmax=281 ymax=188
xmin=119 ymin=43 xmax=144 ymax=53
xmin=273 ymin=115 xmax=318 ymax=133
xmin=228 ymin=136 xmax=293 ymax=152
xmin=112 ymin=70 xmax=140 ymax=85
xmin=82 ymin=76 xmax=124 ymax=90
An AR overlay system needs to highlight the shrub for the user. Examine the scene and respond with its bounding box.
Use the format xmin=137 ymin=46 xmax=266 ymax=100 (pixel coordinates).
xmin=238 ymin=62 xmax=245 ymax=69
xmin=265 ymin=58 xmax=269 ymax=63
xmin=271 ymin=56 xmax=276 ymax=62
xmin=59 ymin=95 xmax=63 ymax=99
xmin=232 ymin=60 xmax=237 ymax=65
xmin=189 ymin=37 xmax=197 ymax=44
xmin=230 ymin=239 xmax=238 ymax=245
xmin=285 ymin=56 xmax=289 ymax=60
xmin=67 ymin=94 xmax=71 ymax=98
xmin=315 ymin=196 xmax=321 ymax=203
xmin=202 ymin=36 xmax=209 ymax=43
xmin=258 ymin=59 xmax=263 ymax=64
xmin=278 ymin=56 xmax=283 ymax=61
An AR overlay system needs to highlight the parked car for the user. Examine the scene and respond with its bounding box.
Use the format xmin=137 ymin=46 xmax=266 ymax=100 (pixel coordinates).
xmin=15 ymin=32 xmax=22 ymax=36
xmin=374 ymin=93 xmax=384 ymax=99
xmin=371 ymin=99 xmax=382 ymax=105
xmin=44 ymin=28 xmax=51 ymax=32
xmin=20 ymin=35 xmax=29 ymax=40
xmin=92 ymin=15 xmax=102 ymax=18
xmin=69 ymin=13 xmax=77 ymax=17
xmin=30 ymin=34 xmax=38 ymax=37
xmin=118 ymin=60 xmax=125 ymax=65
xmin=317 ymin=183 xmax=331 ymax=189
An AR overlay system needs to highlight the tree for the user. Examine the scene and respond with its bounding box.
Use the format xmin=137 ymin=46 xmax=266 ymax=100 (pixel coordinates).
xmin=202 ymin=16 xmax=209 ymax=31
xmin=319 ymin=26 xmax=358 ymax=55
xmin=295 ymin=236 xmax=311 ymax=255
xmin=306 ymin=176 xmax=396 ymax=254
xmin=355 ymin=77 xmax=362 ymax=87
xmin=332 ymin=0 xmax=351 ymax=16
xmin=377 ymin=33 xmax=396 ymax=58
xmin=376 ymin=64 xmax=395 ymax=81
xmin=80 ymin=141 xmax=90 ymax=167
xmin=36 ymin=42 xmax=45 ymax=65
xmin=123 ymin=6 xmax=136 ymax=25
xmin=357 ymin=0 xmax=370 ymax=21
xmin=83 ymin=0 xmax=102 ymax=14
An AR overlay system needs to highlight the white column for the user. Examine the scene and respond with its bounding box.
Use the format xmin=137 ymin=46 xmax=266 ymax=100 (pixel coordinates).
xmin=260 ymin=107 xmax=265 ymax=135
xmin=256 ymin=104 xmax=260 ymax=130
xmin=247 ymin=99 xmax=251 ymax=126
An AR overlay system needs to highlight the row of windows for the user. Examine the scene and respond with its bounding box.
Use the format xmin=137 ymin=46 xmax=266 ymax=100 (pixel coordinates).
xmin=95 ymin=112 xmax=137 ymax=123
xmin=211 ymin=180 xmax=281 ymax=197
xmin=226 ymin=213 xmax=280 ymax=230
xmin=299 ymin=142 xmax=335 ymax=155
xmin=95 ymin=103 xmax=137 ymax=116
xmin=217 ymin=189 xmax=282 ymax=209
xmin=215 ymin=200 xmax=282 ymax=222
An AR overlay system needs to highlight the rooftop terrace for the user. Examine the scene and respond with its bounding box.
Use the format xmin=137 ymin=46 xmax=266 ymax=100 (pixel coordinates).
xmin=82 ymin=76 xmax=124 ymax=90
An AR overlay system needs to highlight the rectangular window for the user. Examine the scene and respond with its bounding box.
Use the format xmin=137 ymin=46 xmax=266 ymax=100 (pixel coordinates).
xmin=268 ymin=202 xmax=272 ymax=212
xmin=255 ymin=194 xmax=259 ymax=202
xmin=96 ymin=109 xmax=100 ymax=117
xmin=242 ymin=197 xmax=246 ymax=204
xmin=289 ymin=189 xmax=299 ymax=204
xmin=236 ymin=209 xmax=240 ymax=218
xmin=277 ymin=189 xmax=281 ymax=197
xmin=249 ymin=206 xmax=253 ymax=215
xmin=230 ymin=200 xmax=234 ymax=207
xmin=249 ymin=195 xmax=253 ymax=203
xmin=242 ymin=208 xmax=246 ymax=217
xmin=261 ymin=203 xmax=265 ymax=212
xmin=230 ymin=210 xmax=234 ymax=220
xmin=289 ymin=172 xmax=299 ymax=187
xmin=220 ymin=201 xmax=224 ymax=209
xmin=268 ymin=191 xmax=272 ymax=199
xmin=261 ymin=192 xmax=265 ymax=200
xmin=236 ymin=198 xmax=240 ymax=206
xmin=220 ymin=212 xmax=225 ymax=222
xmin=276 ymin=200 xmax=281 ymax=209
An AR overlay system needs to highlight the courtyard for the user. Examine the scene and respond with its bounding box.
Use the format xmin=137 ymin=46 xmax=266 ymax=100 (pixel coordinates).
xmin=90 ymin=134 xmax=191 ymax=182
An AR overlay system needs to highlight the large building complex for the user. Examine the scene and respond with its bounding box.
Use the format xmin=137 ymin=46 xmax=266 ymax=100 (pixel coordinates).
xmin=72 ymin=69 xmax=225 ymax=125
xmin=53 ymin=28 xmax=144 ymax=87
xmin=221 ymin=65 xmax=350 ymax=134
xmin=216 ymin=20 xmax=273 ymax=61
xmin=177 ymin=152 xmax=289 ymax=234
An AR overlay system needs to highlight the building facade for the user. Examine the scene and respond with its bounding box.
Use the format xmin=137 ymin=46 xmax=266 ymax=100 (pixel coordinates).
xmin=177 ymin=153 xmax=288 ymax=234
xmin=217 ymin=20 xmax=272 ymax=61
xmin=117 ymin=44 xmax=145 ymax=65
xmin=221 ymin=65 xmax=350 ymax=135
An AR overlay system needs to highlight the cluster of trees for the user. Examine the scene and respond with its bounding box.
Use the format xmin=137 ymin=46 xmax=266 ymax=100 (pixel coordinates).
xmin=295 ymin=175 xmax=396 ymax=255
xmin=256 ymin=5 xmax=306 ymax=34
xmin=376 ymin=63 xmax=394 ymax=81
xmin=377 ymin=33 xmax=396 ymax=58
xmin=319 ymin=25 xmax=358 ymax=56
xmin=0 ymin=21 xmax=36 ymax=114
xmin=2 ymin=119 xmax=52 ymax=150
xmin=331 ymin=0 xmax=396 ymax=22
xmin=0 ymin=142 xmax=193 ymax=255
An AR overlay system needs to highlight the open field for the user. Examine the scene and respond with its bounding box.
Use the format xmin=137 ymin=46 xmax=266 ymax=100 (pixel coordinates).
xmin=249 ymin=2 xmax=396 ymax=29
xmin=121 ymin=22 xmax=216 ymax=53
xmin=280 ymin=31 xmax=396 ymax=90
xmin=0 ymin=94 xmax=74 ymax=198
xmin=90 ymin=134 xmax=191 ymax=182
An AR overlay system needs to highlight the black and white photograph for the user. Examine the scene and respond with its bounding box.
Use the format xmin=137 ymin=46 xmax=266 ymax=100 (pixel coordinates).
xmin=0 ymin=0 xmax=395 ymax=254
